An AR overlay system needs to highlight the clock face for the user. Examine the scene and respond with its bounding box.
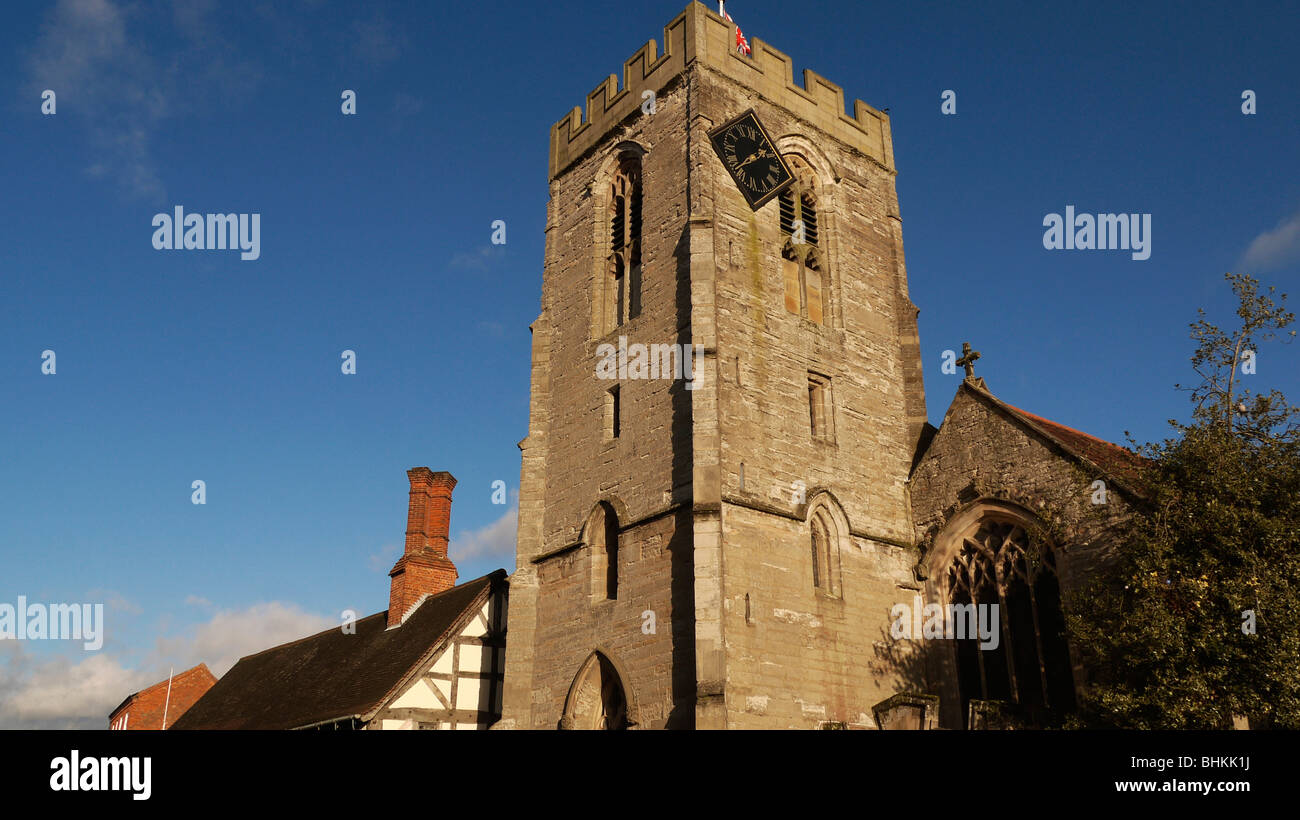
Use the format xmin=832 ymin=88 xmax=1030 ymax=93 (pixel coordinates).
xmin=708 ymin=109 xmax=795 ymax=210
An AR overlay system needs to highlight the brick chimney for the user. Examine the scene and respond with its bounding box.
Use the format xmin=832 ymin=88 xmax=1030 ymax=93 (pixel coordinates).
xmin=387 ymin=468 xmax=458 ymax=627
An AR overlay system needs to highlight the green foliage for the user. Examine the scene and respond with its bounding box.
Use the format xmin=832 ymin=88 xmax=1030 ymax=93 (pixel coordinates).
xmin=1066 ymin=274 xmax=1300 ymax=728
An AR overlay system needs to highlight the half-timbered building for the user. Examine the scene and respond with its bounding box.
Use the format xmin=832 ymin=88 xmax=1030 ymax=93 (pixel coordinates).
xmin=173 ymin=469 xmax=508 ymax=730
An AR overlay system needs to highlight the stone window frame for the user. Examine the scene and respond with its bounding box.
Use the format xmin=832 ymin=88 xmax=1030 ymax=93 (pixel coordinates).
xmin=779 ymin=155 xmax=825 ymax=323
xmin=591 ymin=142 xmax=647 ymax=341
xmin=807 ymin=371 xmax=835 ymax=444
xmin=605 ymin=384 xmax=621 ymax=441
xmin=771 ymin=137 xmax=842 ymax=330
xmin=922 ymin=499 xmax=1081 ymax=729
xmin=583 ymin=501 xmax=621 ymax=603
xmin=805 ymin=492 xmax=848 ymax=598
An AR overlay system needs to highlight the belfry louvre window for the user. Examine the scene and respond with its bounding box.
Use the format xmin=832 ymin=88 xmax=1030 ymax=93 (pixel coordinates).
xmin=603 ymin=154 xmax=642 ymax=334
xmin=780 ymin=158 xmax=823 ymax=324
xmin=779 ymin=188 xmax=818 ymax=245
xmin=947 ymin=520 xmax=1076 ymax=728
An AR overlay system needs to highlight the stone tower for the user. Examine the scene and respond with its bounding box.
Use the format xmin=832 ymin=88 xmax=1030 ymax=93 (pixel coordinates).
xmin=500 ymin=1 xmax=927 ymax=729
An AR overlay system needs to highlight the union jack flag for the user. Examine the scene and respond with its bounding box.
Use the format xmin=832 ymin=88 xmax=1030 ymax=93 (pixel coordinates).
xmin=719 ymin=2 xmax=752 ymax=56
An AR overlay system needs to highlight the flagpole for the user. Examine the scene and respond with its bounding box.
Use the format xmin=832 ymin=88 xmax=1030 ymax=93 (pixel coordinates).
xmin=160 ymin=666 xmax=174 ymax=730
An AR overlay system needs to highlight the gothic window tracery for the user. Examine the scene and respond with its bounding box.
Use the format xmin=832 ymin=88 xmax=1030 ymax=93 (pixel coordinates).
xmin=946 ymin=519 xmax=1075 ymax=727
xmin=603 ymin=153 xmax=642 ymax=334
xmin=808 ymin=503 xmax=842 ymax=597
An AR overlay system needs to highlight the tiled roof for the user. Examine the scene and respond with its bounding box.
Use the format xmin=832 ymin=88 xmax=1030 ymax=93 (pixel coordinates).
xmin=109 ymin=663 xmax=217 ymax=729
xmin=171 ymin=571 xmax=505 ymax=730
xmin=972 ymin=384 xmax=1150 ymax=491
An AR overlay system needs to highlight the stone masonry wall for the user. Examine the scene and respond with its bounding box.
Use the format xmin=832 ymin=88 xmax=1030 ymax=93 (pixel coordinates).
xmin=509 ymin=72 xmax=697 ymax=728
xmin=908 ymin=383 xmax=1139 ymax=726
xmin=689 ymin=47 xmax=928 ymax=725
xmin=505 ymin=2 xmax=932 ymax=730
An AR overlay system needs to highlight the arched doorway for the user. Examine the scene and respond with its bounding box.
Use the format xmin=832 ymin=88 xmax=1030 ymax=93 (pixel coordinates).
xmin=562 ymin=652 xmax=631 ymax=730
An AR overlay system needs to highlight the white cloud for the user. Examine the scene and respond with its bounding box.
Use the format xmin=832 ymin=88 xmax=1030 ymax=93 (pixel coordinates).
xmin=154 ymin=602 xmax=334 ymax=677
xmin=390 ymin=91 xmax=425 ymax=118
xmin=0 ymin=643 xmax=151 ymax=730
xmin=28 ymin=0 xmax=133 ymax=100
xmin=449 ymin=246 xmax=506 ymax=271
xmin=0 ymin=601 xmax=333 ymax=729
xmin=1239 ymin=209 xmax=1300 ymax=272
xmin=477 ymin=320 xmax=507 ymax=338
xmin=368 ymin=543 xmax=401 ymax=573
xmin=351 ymin=15 xmax=406 ymax=66
xmin=23 ymin=0 xmax=264 ymax=199
xmin=89 ymin=589 xmax=143 ymax=615
xmin=448 ymin=500 xmax=518 ymax=563
xmin=25 ymin=0 xmax=167 ymax=198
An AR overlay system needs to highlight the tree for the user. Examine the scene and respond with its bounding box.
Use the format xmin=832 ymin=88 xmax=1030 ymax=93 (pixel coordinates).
xmin=1066 ymin=273 xmax=1300 ymax=728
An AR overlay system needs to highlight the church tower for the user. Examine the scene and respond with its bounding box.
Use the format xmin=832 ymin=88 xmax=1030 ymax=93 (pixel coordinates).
xmin=500 ymin=1 xmax=928 ymax=729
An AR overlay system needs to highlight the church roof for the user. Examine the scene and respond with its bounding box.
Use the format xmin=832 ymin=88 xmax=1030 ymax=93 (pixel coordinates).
xmin=970 ymin=382 xmax=1150 ymax=493
xmin=171 ymin=570 xmax=506 ymax=730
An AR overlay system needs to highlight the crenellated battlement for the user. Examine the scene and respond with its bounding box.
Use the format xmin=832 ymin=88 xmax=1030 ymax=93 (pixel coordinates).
xmin=548 ymin=7 xmax=690 ymax=179
xmin=549 ymin=1 xmax=894 ymax=179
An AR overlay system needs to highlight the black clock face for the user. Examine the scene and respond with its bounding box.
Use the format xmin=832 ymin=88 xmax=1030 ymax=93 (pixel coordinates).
xmin=708 ymin=109 xmax=794 ymax=210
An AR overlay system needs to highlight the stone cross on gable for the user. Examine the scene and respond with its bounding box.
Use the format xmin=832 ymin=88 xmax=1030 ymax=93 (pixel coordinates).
xmin=956 ymin=342 xmax=981 ymax=379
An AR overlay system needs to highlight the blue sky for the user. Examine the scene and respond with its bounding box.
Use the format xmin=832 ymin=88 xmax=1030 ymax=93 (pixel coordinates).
xmin=1 ymin=0 xmax=1297 ymax=727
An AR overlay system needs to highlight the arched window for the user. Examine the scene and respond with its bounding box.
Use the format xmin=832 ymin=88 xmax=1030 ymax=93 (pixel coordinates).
xmin=587 ymin=502 xmax=619 ymax=601
xmin=603 ymin=153 xmax=642 ymax=334
xmin=779 ymin=156 xmax=823 ymax=324
xmin=807 ymin=500 xmax=843 ymax=597
xmin=946 ymin=519 xmax=1075 ymax=727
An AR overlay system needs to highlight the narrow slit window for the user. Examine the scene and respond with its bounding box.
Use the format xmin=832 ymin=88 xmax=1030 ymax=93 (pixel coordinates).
xmin=608 ymin=385 xmax=621 ymax=439
xmin=806 ymin=514 xmax=826 ymax=589
xmin=588 ymin=504 xmax=620 ymax=604
xmin=604 ymin=507 xmax=619 ymax=600
xmin=808 ymin=373 xmax=833 ymax=442
xmin=810 ymin=525 xmax=823 ymax=588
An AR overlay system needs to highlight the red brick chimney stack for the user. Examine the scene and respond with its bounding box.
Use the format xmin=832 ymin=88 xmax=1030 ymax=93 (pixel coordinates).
xmin=387 ymin=468 xmax=458 ymax=627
